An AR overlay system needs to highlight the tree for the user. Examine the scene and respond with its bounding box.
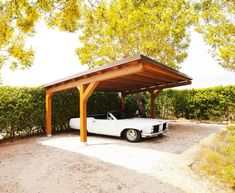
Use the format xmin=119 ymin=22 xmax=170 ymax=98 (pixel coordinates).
xmin=194 ymin=0 xmax=235 ymax=71
xmin=0 ymin=0 xmax=234 ymax=73
xmin=0 ymin=0 xmax=81 ymax=71
xmin=75 ymin=0 xmax=194 ymax=116
xmin=76 ymin=0 xmax=194 ymax=69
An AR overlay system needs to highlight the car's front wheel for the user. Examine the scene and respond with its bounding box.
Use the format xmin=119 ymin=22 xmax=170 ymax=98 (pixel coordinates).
xmin=125 ymin=129 xmax=141 ymax=142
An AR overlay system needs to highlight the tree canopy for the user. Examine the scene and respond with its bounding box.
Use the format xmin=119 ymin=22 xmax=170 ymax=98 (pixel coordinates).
xmin=76 ymin=0 xmax=194 ymax=69
xmin=194 ymin=0 xmax=235 ymax=71
xmin=0 ymin=0 xmax=234 ymax=72
xmin=0 ymin=0 xmax=81 ymax=70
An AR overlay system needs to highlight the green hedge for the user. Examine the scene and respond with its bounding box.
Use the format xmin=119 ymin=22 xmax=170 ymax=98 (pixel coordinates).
xmin=52 ymin=90 xmax=120 ymax=130
xmin=0 ymin=87 xmax=45 ymax=138
xmin=0 ymin=86 xmax=119 ymax=139
xmin=125 ymin=85 xmax=235 ymax=121
xmin=153 ymin=86 xmax=235 ymax=121
xmin=0 ymin=85 xmax=234 ymax=139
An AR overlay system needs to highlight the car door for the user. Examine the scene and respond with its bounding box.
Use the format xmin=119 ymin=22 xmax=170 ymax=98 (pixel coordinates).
xmin=91 ymin=117 xmax=118 ymax=136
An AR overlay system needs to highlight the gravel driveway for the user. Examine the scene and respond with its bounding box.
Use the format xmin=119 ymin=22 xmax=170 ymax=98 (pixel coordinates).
xmin=87 ymin=121 xmax=224 ymax=153
xmin=0 ymin=136 xmax=182 ymax=193
xmin=0 ymin=121 xmax=225 ymax=193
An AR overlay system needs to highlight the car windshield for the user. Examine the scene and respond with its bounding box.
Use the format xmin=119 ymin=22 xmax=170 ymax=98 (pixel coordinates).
xmin=109 ymin=111 xmax=135 ymax=120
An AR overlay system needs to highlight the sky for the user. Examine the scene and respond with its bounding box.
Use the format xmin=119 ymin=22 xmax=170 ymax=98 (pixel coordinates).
xmin=1 ymin=21 xmax=235 ymax=88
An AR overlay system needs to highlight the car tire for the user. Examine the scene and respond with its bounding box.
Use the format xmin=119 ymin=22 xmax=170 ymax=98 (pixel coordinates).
xmin=125 ymin=129 xmax=141 ymax=142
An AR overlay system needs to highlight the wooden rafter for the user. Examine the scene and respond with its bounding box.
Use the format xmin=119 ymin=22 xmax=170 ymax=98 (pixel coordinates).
xmin=122 ymin=74 xmax=164 ymax=84
xmin=47 ymin=63 xmax=144 ymax=93
xmin=141 ymin=71 xmax=177 ymax=82
xmin=123 ymin=80 xmax=191 ymax=95
xmin=144 ymin=63 xmax=187 ymax=80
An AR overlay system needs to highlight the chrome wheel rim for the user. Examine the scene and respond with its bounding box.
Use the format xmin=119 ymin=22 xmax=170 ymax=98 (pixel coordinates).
xmin=126 ymin=130 xmax=137 ymax=141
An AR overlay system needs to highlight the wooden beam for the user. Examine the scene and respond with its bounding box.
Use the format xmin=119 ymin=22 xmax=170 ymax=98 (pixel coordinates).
xmin=78 ymin=81 xmax=99 ymax=143
xmin=123 ymin=72 xmax=169 ymax=84
xmin=47 ymin=63 xmax=144 ymax=93
xmin=140 ymin=71 xmax=176 ymax=82
xmin=83 ymin=81 xmax=99 ymax=101
xmin=124 ymin=80 xmax=191 ymax=95
xmin=99 ymin=81 xmax=139 ymax=90
xmin=95 ymin=87 xmax=126 ymax=92
xmin=79 ymin=84 xmax=87 ymax=143
xmin=45 ymin=91 xmax=53 ymax=136
xmin=108 ymin=79 xmax=143 ymax=87
xmin=122 ymin=74 xmax=162 ymax=84
xmin=143 ymin=63 xmax=188 ymax=80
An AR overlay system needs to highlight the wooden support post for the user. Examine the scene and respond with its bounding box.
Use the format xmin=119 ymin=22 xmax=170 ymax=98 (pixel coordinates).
xmin=79 ymin=84 xmax=87 ymax=143
xmin=119 ymin=92 xmax=126 ymax=111
xmin=149 ymin=89 xmax=163 ymax=118
xmin=46 ymin=91 xmax=53 ymax=137
xmin=78 ymin=81 xmax=99 ymax=143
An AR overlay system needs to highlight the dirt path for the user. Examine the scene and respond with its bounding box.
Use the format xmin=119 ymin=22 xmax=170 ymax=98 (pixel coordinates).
xmin=0 ymin=136 xmax=182 ymax=193
xmin=40 ymin=134 xmax=227 ymax=193
xmin=0 ymin=122 xmax=227 ymax=193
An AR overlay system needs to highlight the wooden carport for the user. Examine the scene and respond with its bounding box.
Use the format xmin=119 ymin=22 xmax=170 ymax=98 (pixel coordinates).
xmin=43 ymin=54 xmax=192 ymax=143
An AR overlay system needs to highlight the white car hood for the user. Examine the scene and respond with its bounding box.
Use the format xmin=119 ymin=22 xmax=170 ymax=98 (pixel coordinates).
xmin=116 ymin=118 xmax=166 ymax=128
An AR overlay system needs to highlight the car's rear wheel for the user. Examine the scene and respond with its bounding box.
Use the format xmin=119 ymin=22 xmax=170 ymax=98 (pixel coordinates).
xmin=125 ymin=129 xmax=141 ymax=142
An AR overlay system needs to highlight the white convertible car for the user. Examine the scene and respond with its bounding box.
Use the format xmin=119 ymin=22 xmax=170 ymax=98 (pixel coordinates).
xmin=69 ymin=111 xmax=168 ymax=142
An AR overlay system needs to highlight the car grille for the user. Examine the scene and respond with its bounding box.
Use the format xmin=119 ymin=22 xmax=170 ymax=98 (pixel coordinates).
xmin=163 ymin=123 xmax=167 ymax=131
xmin=153 ymin=125 xmax=160 ymax=133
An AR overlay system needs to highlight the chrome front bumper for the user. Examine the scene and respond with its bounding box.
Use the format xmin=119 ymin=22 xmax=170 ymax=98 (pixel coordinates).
xmin=141 ymin=129 xmax=169 ymax=138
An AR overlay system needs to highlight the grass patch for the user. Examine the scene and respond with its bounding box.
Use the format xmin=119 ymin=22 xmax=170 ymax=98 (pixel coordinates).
xmin=195 ymin=125 xmax=235 ymax=190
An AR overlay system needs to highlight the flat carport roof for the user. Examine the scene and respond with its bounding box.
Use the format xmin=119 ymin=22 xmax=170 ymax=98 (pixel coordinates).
xmin=44 ymin=54 xmax=192 ymax=94
xmin=44 ymin=54 xmax=192 ymax=142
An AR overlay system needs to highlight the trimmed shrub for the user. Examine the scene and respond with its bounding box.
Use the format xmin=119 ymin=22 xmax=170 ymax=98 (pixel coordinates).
xmin=153 ymin=85 xmax=235 ymax=121
xmin=0 ymin=86 xmax=119 ymax=139
xmin=0 ymin=87 xmax=45 ymax=138
xmin=0 ymin=85 xmax=234 ymax=139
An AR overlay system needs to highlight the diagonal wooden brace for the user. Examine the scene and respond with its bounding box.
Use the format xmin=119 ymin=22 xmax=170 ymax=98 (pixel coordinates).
xmin=77 ymin=81 xmax=99 ymax=142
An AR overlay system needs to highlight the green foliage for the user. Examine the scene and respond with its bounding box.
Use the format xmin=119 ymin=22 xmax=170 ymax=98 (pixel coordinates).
xmin=0 ymin=0 xmax=82 ymax=71
xmin=153 ymin=85 xmax=235 ymax=121
xmin=0 ymin=0 xmax=39 ymax=70
xmin=0 ymin=0 xmax=234 ymax=77
xmin=0 ymin=86 xmax=45 ymax=138
xmin=45 ymin=0 xmax=81 ymax=32
xmin=0 ymin=86 xmax=119 ymax=139
xmin=195 ymin=0 xmax=235 ymax=71
xmin=195 ymin=125 xmax=235 ymax=189
xmin=51 ymin=90 xmax=119 ymax=131
xmin=227 ymin=125 xmax=235 ymax=132
xmin=77 ymin=0 xmax=194 ymax=68
xmin=0 ymin=85 xmax=234 ymax=139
